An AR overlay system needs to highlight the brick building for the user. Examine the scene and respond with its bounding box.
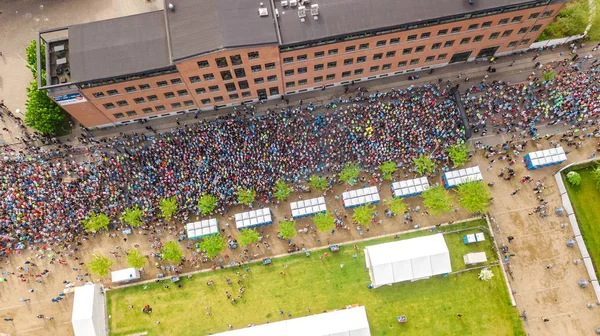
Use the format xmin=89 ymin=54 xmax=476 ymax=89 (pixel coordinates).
xmin=37 ymin=0 xmax=565 ymax=128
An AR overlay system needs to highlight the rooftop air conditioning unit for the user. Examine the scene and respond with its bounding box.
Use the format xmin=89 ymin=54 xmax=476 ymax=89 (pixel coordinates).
xmin=298 ymin=5 xmax=306 ymax=17
xmin=310 ymin=4 xmax=319 ymax=16
xmin=259 ymin=7 xmax=269 ymax=16
xmin=290 ymin=0 xmax=298 ymax=7
xmin=281 ymin=0 xmax=289 ymax=6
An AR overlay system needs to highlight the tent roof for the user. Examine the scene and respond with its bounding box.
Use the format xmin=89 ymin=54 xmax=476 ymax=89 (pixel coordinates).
xmin=72 ymin=284 xmax=96 ymax=321
xmin=365 ymin=234 xmax=449 ymax=267
xmin=211 ymin=306 xmax=370 ymax=336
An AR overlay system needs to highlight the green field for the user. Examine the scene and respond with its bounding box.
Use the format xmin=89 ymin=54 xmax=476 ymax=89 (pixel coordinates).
xmin=564 ymin=167 xmax=600 ymax=279
xmin=107 ymin=219 xmax=524 ymax=336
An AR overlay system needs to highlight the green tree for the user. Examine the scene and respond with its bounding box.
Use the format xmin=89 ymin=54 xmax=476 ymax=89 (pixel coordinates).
xmin=543 ymin=70 xmax=557 ymax=82
xmin=278 ymin=220 xmax=297 ymax=240
xmin=566 ymin=171 xmax=582 ymax=186
xmin=87 ymin=254 xmax=113 ymax=277
xmin=200 ymin=234 xmax=226 ymax=259
xmin=456 ymin=181 xmax=492 ymax=214
xmin=237 ymin=188 xmax=256 ymax=206
xmin=161 ymin=241 xmax=183 ymax=264
xmin=25 ymin=77 xmax=66 ymax=134
xmin=25 ymin=39 xmax=45 ymax=77
xmin=384 ymin=197 xmax=407 ymax=215
xmin=313 ymin=211 xmax=335 ymax=232
xmin=238 ymin=228 xmax=261 ymax=247
xmin=413 ymin=154 xmax=435 ymax=175
xmin=308 ymin=175 xmax=329 ymax=192
xmin=120 ymin=205 xmax=144 ymax=227
xmin=592 ymin=166 xmax=600 ymax=190
xmin=536 ymin=0 xmax=589 ymax=40
xmin=159 ymin=196 xmax=178 ymax=221
xmin=339 ymin=162 xmax=361 ymax=185
xmin=421 ymin=185 xmax=453 ymax=216
xmin=353 ymin=204 xmax=376 ymax=227
xmin=273 ymin=179 xmax=293 ymax=201
xmin=380 ymin=161 xmax=397 ymax=180
xmin=82 ymin=212 xmax=111 ymax=233
xmin=126 ymin=249 xmax=147 ymax=269
xmin=447 ymin=143 xmax=470 ymax=168
xmin=197 ymin=194 xmax=218 ymax=216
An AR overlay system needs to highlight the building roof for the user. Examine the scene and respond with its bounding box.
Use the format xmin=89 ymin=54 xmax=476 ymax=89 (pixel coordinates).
xmin=68 ymin=10 xmax=170 ymax=83
xmin=166 ymin=0 xmax=279 ymax=61
xmin=71 ymin=284 xmax=107 ymax=336
xmin=274 ymin=0 xmax=533 ymax=45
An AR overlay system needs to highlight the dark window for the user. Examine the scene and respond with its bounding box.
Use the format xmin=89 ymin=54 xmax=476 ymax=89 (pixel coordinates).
xmin=286 ymin=81 xmax=295 ymax=88
xmin=242 ymin=91 xmax=252 ymax=98
xmin=214 ymin=96 xmax=224 ymax=102
xmin=373 ymin=53 xmax=383 ymax=60
xmin=489 ymin=32 xmax=500 ymax=40
xmin=376 ymin=40 xmax=386 ymax=47
xmin=541 ymin=10 xmax=554 ymax=18
xmin=402 ymin=48 xmax=412 ymax=55
xmin=344 ymin=58 xmax=353 ymax=66
xmin=267 ymin=75 xmax=277 ymax=82
xmin=359 ymin=43 xmax=369 ymax=50
xmin=200 ymin=99 xmax=211 ymax=105
xmin=357 ymin=56 xmax=366 ymax=63
xmin=508 ymin=41 xmax=518 ymax=47
xmin=170 ymin=78 xmax=182 ymax=85
xmin=189 ymin=76 xmax=201 ymax=83
xmin=156 ymin=81 xmax=168 ymax=87
xmin=386 ymin=51 xmax=396 ymax=58
xmin=444 ymin=40 xmax=454 ymax=47
xmin=390 ymin=38 xmax=400 ymax=44
xmin=139 ymin=84 xmax=150 ymax=90
xmin=468 ymin=24 xmax=479 ymax=30
xmin=254 ymin=77 xmax=264 ymax=84
xmin=125 ymin=86 xmax=136 ymax=93
xmin=370 ymin=66 xmax=379 ymax=72
xmin=230 ymin=54 xmax=243 ymax=66
xmin=314 ymin=64 xmax=324 ymax=71
xmin=228 ymin=94 xmax=239 ymax=100
xmin=415 ymin=46 xmax=425 ymax=53
xmin=425 ymin=56 xmax=435 ymax=62
xmin=420 ymin=32 xmax=431 ymax=39
xmin=511 ymin=16 xmax=523 ymax=23
xmin=473 ymin=35 xmax=484 ymax=42
xmin=133 ymin=97 xmax=145 ymax=104
xmin=450 ymin=27 xmax=461 ymax=34
xmin=437 ymin=29 xmax=448 ymax=36
xmin=177 ymin=89 xmax=189 ymax=96
xmin=314 ymin=51 xmax=325 ymax=58
xmin=502 ymin=30 xmax=513 ymax=37
xmin=382 ymin=63 xmax=391 ymax=70
xmin=147 ymin=95 xmax=158 ymax=102
xmin=354 ymin=69 xmax=363 ymax=75
xmin=431 ymin=43 xmax=441 ymax=50
xmin=171 ymin=102 xmax=182 ymax=109
xmin=113 ymin=113 xmax=125 ymax=119
xmin=410 ymin=59 xmax=419 ymax=65
xmin=285 ymin=69 xmax=295 ymax=76
xmin=298 ymin=79 xmax=308 ymax=85
xmin=142 ymin=107 xmax=153 ymax=114
xmin=327 ymin=61 xmax=337 ymax=68
xmin=92 ymin=92 xmax=105 ymax=98
xmin=221 ymin=70 xmax=233 ymax=81
xmin=528 ymin=12 xmax=540 ymax=20
xmin=520 ymin=39 xmax=531 ymax=45
xmin=156 ymin=105 xmax=166 ymax=111
xmin=103 ymin=102 xmax=115 ymax=109
xmin=283 ymin=57 xmax=294 ymax=63
xmin=215 ymin=57 xmax=228 ymax=68
xmin=164 ymin=92 xmax=175 ymax=99
xmin=298 ymin=67 xmax=307 ymax=74
xmin=265 ymin=63 xmax=275 ymax=70
xmin=107 ymin=89 xmax=118 ymax=96
xmin=345 ymin=46 xmax=356 ymax=52
xmin=314 ymin=76 xmax=323 ymax=82
xmin=518 ymin=27 xmax=529 ymax=34
xmin=342 ymin=71 xmax=351 ymax=77
xmin=125 ymin=110 xmax=137 ymax=117
xmin=498 ymin=18 xmax=509 ymax=25
xmin=233 ymin=68 xmax=246 ymax=78
xmin=269 ymin=87 xmax=279 ymax=95
xmin=460 ymin=37 xmax=471 ymax=45
xmin=251 ymin=65 xmax=262 ymax=72
xmin=197 ymin=60 xmax=209 ymax=68
xmin=203 ymin=73 xmax=215 ymax=81
xmin=238 ymin=80 xmax=249 ymax=90
xmin=248 ymin=51 xmax=259 ymax=60
xmin=209 ymin=85 xmax=220 ymax=92
xmin=481 ymin=21 xmax=492 ymax=28
xmin=407 ymin=34 xmax=417 ymax=41
xmin=184 ymin=100 xmax=195 ymax=106
xmin=117 ymin=100 xmax=128 ymax=107
xmin=328 ymin=49 xmax=338 ymax=55
xmin=530 ymin=24 xmax=542 ymax=32
xmin=195 ymin=88 xmax=206 ymax=94
xmin=326 ymin=74 xmax=335 ymax=80
xmin=438 ymin=54 xmax=447 ymax=60
xmin=297 ymin=54 xmax=307 ymax=61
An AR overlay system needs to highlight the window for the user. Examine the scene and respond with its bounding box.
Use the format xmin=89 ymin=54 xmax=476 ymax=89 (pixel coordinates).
xmin=342 ymin=71 xmax=351 ymax=78
xmin=386 ymin=51 xmax=396 ymax=58
xmin=315 ymin=51 xmax=325 ymax=58
xmin=197 ymin=60 xmax=209 ymax=68
xmin=444 ymin=40 xmax=454 ymax=47
xmin=376 ymin=40 xmax=387 ymax=47
xmin=171 ymin=102 xmax=182 ymax=109
xmin=489 ymin=32 xmax=500 ymax=40
xmin=283 ymin=57 xmax=294 ymax=64
xmin=242 ymin=91 xmax=252 ymax=98
xmin=390 ymin=38 xmax=400 ymax=44
xmin=345 ymin=46 xmax=356 ymax=52
xmin=117 ymin=100 xmax=128 ymax=107
xmin=450 ymin=27 xmax=461 ymax=34
xmin=373 ymin=53 xmax=383 ymax=60
xmin=410 ymin=59 xmax=419 ymax=65
xmin=370 ymin=66 xmax=380 ymax=72
xmin=228 ymin=94 xmax=239 ymax=100
xmin=230 ymin=54 xmax=243 ymax=66
xmin=420 ymin=32 xmax=430 ymax=39
xmin=142 ymin=107 xmax=153 ymax=114
xmin=530 ymin=24 xmax=542 ymax=32
xmin=327 ymin=61 xmax=337 ymax=68
xmin=156 ymin=105 xmax=166 ymax=111
xmin=103 ymin=102 xmax=115 ymax=109
xmin=328 ymin=49 xmax=338 ymax=55
xmin=314 ymin=64 xmax=324 ymax=71
xmin=415 ymin=46 xmax=425 ymax=53
xmin=269 ymin=87 xmax=279 ymax=95
xmin=184 ymin=100 xmax=195 ymax=106
xmin=359 ymin=43 xmax=369 ymax=50
xmin=254 ymin=77 xmax=264 ymax=84
xmin=203 ymin=73 xmax=215 ymax=81
xmin=357 ymin=56 xmax=366 ymax=63
xmin=107 ymin=89 xmax=118 ymax=96
xmin=251 ymin=65 xmax=262 ymax=72
xmin=520 ymin=39 xmax=531 ymax=45
xmin=238 ymin=80 xmax=249 ymax=90
xmin=298 ymin=79 xmax=308 ymax=85
xmin=285 ymin=69 xmax=295 ymax=76
xmin=511 ymin=15 xmax=523 ymax=23
xmin=541 ymin=10 xmax=554 ymax=18
xmin=344 ymin=58 xmax=354 ymax=66
xmin=189 ymin=76 xmax=201 ymax=83
xmin=286 ymin=81 xmax=295 ymax=88
xmin=125 ymin=86 xmax=136 ymax=93
xmin=293 ymin=54 xmax=306 ymax=62
xmin=508 ymin=41 xmax=518 ymax=47
xmin=247 ymin=51 xmax=259 ymax=60
xmin=354 ymin=69 xmax=363 ymax=75
xmin=431 ymin=43 xmax=441 ymax=50
xmin=113 ymin=113 xmax=125 ymax=119
xmin=125 ymin=110 xmax=137 ymax=117
xmin=468 ymin=24 xmax=479 ymax=30
xmin=214 ymin=96 xmax=224 ymax=103
xmin=133 ymin=97 xmax=145 ymax=104
xmin=170 ymin=78 xmax=182 ymax=85
xmin=498 ymin=18 xmax=509 ymax=25
xmin=425 ymin=56 xmax=435 ymax=63
xmin=314 ymin=76 xmax=323 ymax=82
xmin=473 ymin=35 xmax=484 ymax=42
xmin=195 ymin=88 xmax=206 ymax=94
xmin=502 ymin=30 xmax=513 ymax=37
xmin=528 ymin=12 xmax=540 ymax=20
xmin=481 ymin=21 xmax=492 ymax=28
xmin=460 ymin=37 xmax=471 ymax=45
xmin=139 ymin=84 xmax=150 ymax=91
xmin=518 ymin=27 xmax=529 ymax=34
xmin=265 ymin=63 xmax=275 ymax=70
xmin=92 ymin=92 xmax=105 ymax=98
xmin=382 ymin=63 xmax=391 ymax=70
xmin=164 ymin=92 xmax=175 ymax=99
xmin=407 ymin=34 xmax=417 ymax=41
xmin=437 ymin=29 xmax=448 ymax=36
xmin=215 ymin=57 xmax=228 ymax=68
xmin=438 ymin=54 xmax=447 ymax=60
xmin=267 ymin=75 xmax=277 ymax=82
xmin=398 ymin=61 xmax=406 ymax=68
xmin=402 ymin=48 xmax=412 ymax=55
xmin=156 ymin=81 xmax=168 ymax=87
xmin=200 ymin=99 xmax=211 ymax=105
xmin=177 ymin=89 xmax=189 ymax=96
xmin=298 ymin=67 xmax=307 ymax=74
xmin=326 ymin=74 xmax=335 ymax=80
xmin=209 ymin=85 xmax=220 ymax=92
xmin=221 ymin=70 xmax=233 ymax=81
xmin=148 ymin=95 xmax=158 ymax=102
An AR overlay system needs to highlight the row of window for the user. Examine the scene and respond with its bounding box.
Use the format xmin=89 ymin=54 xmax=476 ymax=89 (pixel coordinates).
xmin=91 ymin=78 xmax=184 ymax=98
xmin=102 ymin=89 xmax=190 ymax=109
xmin=196 ymin=51 xmax=260 ymax=70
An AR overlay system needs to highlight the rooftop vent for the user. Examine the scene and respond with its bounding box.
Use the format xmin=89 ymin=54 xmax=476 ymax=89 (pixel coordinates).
xmin=298 ymin=5 xmax=306 ymax=20
xmin=168 ymin=3 xmax=175 ymax=11
xmin=259 ymin=2 xmax=269 ymax=16
xmin=281 ymin=0 xmax=289 ymax=6
xmin=468 ymin=0 xmax=474 ymax=4
xmin=290 ymin=0 xmax=298 ymax=7
xmin=310 ymin=3 xmax=319 ymax=16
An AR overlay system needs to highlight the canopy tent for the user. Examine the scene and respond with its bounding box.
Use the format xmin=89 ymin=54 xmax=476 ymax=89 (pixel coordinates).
xmin=71 ymin=284 xmax=107 ymax=336
xmin=524 ymin=146 xmax=566 ymax=170
xmin=291 ymin=197 xmax=327 ymax=219
xmin=235 ymin=208 xmax=272 ymax=230
xmin=342 ymin=186 xmax=380 ymax=209
xmin=186 ymin=218 xmax=219 ymax=240
xmin=463 ymin=252 xmax=487 ymax=265
xmin=211 ymin=306 xmax=370 ymax=336
xmin=442 ymin=166 xmax=482 ymax=188
xmin=391 ymin=177 xmax=429 ymax=198
xmin=364 ymin=234 xmax=451 ymax=287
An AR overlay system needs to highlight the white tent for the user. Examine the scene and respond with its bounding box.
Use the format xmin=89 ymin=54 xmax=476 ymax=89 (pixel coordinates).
xmin=71 ymin=284 xmax=107 ymax=336
xmin=211 ymin=306 xmax=371 ymax=336
xmin=364 ymin=234 xmax=452 ymax=287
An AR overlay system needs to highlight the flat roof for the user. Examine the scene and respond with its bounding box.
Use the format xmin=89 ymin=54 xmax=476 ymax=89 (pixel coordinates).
xmin=365 ymin=234 xmax=449 ymax=266
xmin=166 ymin=0 xmax=279 ymax=61
xmin=274 ymin=0 xmax=535 ymax=45
xmin=68 ymin=10 xmax=171 ymax=83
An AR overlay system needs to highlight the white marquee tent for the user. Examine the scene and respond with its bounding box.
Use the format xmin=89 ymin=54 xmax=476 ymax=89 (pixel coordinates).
xmin=364 ymin=234 xmax=452 ymax=287
xmin=71 ymin=284 xmax=107 ymax=336
xmin=211 ymin=306 xmax=371 ymax=336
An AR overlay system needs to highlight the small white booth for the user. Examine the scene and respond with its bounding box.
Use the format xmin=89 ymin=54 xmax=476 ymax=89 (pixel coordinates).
xmin=111 ymin=268 xmax=140 ymax=284
xmin=71 ymin=284 xmax=107 ymax=336
xmin=364 ymin=234 xmax=452 ymax=287
xmin=463 ymin=252 xmax=488 ymax=265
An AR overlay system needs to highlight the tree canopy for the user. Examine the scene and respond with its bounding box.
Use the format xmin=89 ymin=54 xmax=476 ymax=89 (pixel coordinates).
xmin=380 ymin=161 xmax=397 ymax=180
xmin=456 ymin=181 xmax=492 ymax=214
xmin=82 ymin=212 xmax=111 ymax=233
xmin=384 ymin=197 xmax=407 ymax=215
xmin=308 ymin=175 xmax=329 ymax=192
xmin=238 ymin=229 xmax=260 ymax=247
xmin=159 ymin=196 xmax=178 ymax=221
xmin=566 ymin=171 xmax=581 ymax=186
xmin=421 ymin=185 xmax=453 ymax=216
xmin=447 ymin=143 xmax=470 ymax=168
xmin=25 ymin=39 xmax=45 ymax=77
xmin=88 ymin=254 xmax=113 ymax=277
xmin=339 ymin=162 xmax=361 ymax=185
xmin=313 ymin=211 xmax=335 ymax=232
xmin=237 ymin=188 xmax=256 ymax=206
xmin=278 ymin=220 xmax=297 ymax=240
xmin=592 ymin=165 xmax=600 ymax=190
xmin=161 ymin=241 xmax=183 ymax=264
xmin=273 ymin=179 xmax=293 ymax=201
xmin=413 ymin=154 xmax=435 ymax=175
xmin=120 ymin=205 xmax=144 ymax=227
xmin=536 ymin=0 xmax=589 ymax=41
xmin=126 ymin=249 xmax=147 ymax=269
xmin=200 ymin=234 xmax=226 ymax=259
xmin=353 ymin=204 xmax=376 ymax=227
xmin=197 ymin=194 xmax=218 ymax=216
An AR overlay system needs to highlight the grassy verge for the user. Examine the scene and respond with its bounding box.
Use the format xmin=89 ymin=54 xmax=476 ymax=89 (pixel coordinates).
xmin=106 ymin=219 xmax=523 ymax=336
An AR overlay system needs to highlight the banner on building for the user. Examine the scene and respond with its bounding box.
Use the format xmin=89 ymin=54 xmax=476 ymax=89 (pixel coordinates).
xmin=52 ymin=92 xmax=87 ymax=106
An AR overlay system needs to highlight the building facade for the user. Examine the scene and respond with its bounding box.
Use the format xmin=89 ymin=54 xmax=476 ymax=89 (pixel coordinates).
xmin=38 ymin=0 xmax=564 ymax=128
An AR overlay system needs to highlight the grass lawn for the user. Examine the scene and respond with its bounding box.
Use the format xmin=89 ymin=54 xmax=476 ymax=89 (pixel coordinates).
xmin=106 ymin=219 xmax=524 ymax=336
xmin=564 ymin=167 xmax=600 ymax=279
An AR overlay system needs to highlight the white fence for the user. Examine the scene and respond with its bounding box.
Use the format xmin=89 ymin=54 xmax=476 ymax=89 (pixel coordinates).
xmin=528 ymin=34 xmax=584 ymax=50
